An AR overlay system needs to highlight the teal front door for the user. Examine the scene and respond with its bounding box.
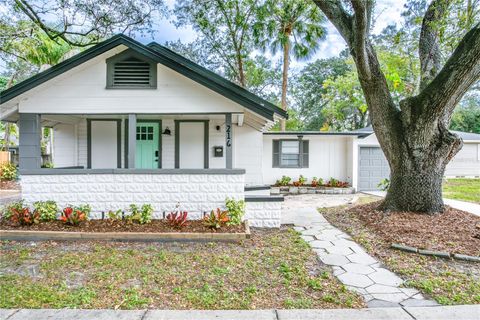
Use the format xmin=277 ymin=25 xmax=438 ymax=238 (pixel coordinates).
xmin=135 ymin=122 xmax=160 ymax=168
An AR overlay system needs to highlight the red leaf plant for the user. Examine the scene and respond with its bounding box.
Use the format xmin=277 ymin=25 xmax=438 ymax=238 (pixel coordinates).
xmin=60 ymin=206 xmax=89 ymax=226
xmin=166 ymin=211 xmax=188 ymax=229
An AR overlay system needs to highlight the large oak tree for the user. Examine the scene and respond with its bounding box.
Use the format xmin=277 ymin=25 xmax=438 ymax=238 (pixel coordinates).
xmin=313 ymin=0 xmax=480 ymax=213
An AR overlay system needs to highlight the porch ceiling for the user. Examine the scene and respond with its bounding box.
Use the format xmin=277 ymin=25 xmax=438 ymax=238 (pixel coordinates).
xmin=7 ymin=111 xmax=274 ymax=132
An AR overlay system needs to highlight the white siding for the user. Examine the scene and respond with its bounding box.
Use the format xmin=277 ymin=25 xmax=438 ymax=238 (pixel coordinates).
xmin=78 ymin=119 xmax=88 ymax=168
xmin=52 ymin=124 xmax=77 ymax=167
xmin=209 ymin=119 xmax=226 ymax=169
xmin=262 ymin=135 xmax=351 ymax=185
xmin=445 ymin=143 xmax=480 ymax=177
xmin=161 ymin=119 xmax=175 ymax=168
xmin=18 ymin=49 xmax=245 ymax=115
xmin=235 ymin=125 xmax=263 ymax=185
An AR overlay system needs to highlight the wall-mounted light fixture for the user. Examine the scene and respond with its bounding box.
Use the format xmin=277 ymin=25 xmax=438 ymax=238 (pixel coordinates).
xmin=162 ymin=127 xmax=171 ymax=135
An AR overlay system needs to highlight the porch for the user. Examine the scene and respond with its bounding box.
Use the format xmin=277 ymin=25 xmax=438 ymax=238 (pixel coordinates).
xmin=17 ymin=112 xmax=281 ymax=227
xmin=18 ymin=113 xmax=259 ymax=171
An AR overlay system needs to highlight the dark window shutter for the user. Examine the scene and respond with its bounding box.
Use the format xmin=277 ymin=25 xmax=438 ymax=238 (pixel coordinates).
xmin=272 ymin=140 xmax=280 ymax=167
xmin=301 ymin=140 xmax=309 ymax=168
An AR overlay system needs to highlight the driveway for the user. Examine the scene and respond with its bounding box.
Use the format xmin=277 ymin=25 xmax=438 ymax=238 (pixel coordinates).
xmin=363 ymin=191 xmax=480 ymax=217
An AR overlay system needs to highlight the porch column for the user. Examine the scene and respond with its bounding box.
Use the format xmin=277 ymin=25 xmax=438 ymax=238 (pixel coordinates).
xmin=19 ymin=113 xmax=42 ymax=169
xmin=225 ymin=113 xmax=233 ymax=169
xmin=128 ymin=114 xmax=136 ymax=168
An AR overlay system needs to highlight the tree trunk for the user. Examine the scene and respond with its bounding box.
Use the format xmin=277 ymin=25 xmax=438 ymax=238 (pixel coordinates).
xmin=237 ymin=53 xmax=246 ymax=87
xmin=383 ymin=162 xmax=446 ymax=213
xmin=4 ymin=123 xmax=11 ymax=152
xmin=379 ymin=110 xmax=463 ymax=213
xmin=280 ymin=40 xmax=290 ymax=131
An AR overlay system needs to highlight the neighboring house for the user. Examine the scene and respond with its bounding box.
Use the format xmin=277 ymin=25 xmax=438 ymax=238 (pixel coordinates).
xmin=0 ymin=35 xmax=478 ymax=225
xmin=262 ymin=128 xmax=480 ymax=191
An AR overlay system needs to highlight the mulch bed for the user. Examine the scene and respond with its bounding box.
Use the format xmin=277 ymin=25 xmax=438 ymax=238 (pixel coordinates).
xmin=0 ymin=180 xmax=20 ymax=190
xmin=339 ymin=201 xmax=480 ymax=256
xmin=0 ymin=220 xmax=246 ymax=233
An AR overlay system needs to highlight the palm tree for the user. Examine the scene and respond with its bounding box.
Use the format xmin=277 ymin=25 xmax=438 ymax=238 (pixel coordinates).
xmin=256 ymin=0 xmax=326 ymax=130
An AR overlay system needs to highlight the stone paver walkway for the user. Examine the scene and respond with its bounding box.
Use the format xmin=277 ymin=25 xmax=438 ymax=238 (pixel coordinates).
xmin=282 ymin=194 xmax=438 ymax=308
xmin=0 ymin=190 xmax=20 ymax=206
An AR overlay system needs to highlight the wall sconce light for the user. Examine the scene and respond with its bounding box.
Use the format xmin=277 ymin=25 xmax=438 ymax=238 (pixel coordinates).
xmin=162 ymin=127 xmax=171 ymax=135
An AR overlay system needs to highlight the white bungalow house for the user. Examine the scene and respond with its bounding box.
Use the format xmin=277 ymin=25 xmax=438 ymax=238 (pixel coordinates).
xmin=1 ymin=34 xmax=479 ymax=227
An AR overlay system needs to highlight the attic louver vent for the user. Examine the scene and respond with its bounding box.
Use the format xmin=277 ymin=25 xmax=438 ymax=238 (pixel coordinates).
xmin=113 ymin=57 xmax=151 ymax=87
xmin=106 ymin=51 xmax=156 ymax=89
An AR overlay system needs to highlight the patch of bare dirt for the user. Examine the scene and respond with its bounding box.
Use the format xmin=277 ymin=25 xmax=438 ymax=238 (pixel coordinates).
xmin=328 ymin=200 xmax=479 ymax=256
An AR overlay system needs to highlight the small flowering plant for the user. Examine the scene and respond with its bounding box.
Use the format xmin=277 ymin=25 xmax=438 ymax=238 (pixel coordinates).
xmin=60 ymin=204 xmax=91 ymax=226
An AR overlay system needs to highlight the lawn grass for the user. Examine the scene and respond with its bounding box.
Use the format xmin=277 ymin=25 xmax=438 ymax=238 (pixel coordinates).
xmin=320 ymin=198 xmax=480 ymax=305
xmin=443 ymin=178 xmax=480 ymax=204
xmin=0 ymin=229 xmax=363 ymax=310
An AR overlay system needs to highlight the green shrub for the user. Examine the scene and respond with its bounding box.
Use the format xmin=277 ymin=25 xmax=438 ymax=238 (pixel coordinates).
xmin=33 ymin=200 xmax=58 ymax=222
xmin=298 ymin=175 xmax=307 ymax=185
xmin=377 ymin=178 xmax=390 ymax=191
xmin=41 ymin=162 xmax=54 ymax=168
xmin=275 ymin=175 xmax=291 ymax=186
xmin=107 ymin=209 xmax=123 ymax=220
xmin=225 ymin=197 xmax=245 ymax=226
xmin=128 ymin=204 xmax=153 ymax=224
xmin=0 ymin=163 xmax=17 ymax=181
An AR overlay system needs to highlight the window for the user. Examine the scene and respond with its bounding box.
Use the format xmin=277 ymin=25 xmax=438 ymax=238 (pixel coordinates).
xmin=273 ymin=139 xmax=309 ymax=168
xmin=136 ymin=126 xmax=154 ymax=140
xmin=106 ymin=50 xmax=157 ymax=89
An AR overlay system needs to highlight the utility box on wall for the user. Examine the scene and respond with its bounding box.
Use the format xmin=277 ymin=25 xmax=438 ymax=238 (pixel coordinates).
xmin=213 ymin=146 xmax=223 ymax=157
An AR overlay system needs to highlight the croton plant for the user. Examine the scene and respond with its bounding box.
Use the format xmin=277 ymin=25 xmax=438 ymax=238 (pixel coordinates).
xmin=60 ymin=205 xmax=91 ymax=226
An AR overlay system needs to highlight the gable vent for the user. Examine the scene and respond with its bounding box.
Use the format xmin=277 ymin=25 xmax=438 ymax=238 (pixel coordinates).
xmin=112 ymin=57 xmax=152 ymax=87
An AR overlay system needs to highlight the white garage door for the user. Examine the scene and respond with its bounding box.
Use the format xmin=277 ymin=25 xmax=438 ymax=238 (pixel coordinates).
xmin=358 ymin=147 xmax=390 ymax=191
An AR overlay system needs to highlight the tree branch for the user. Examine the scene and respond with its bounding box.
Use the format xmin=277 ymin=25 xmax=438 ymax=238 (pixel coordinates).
xmin=312 ymin=0 xmax=353 ymax=45
xmin=351 ymin=0 xmax=374 ymax=79
xmin=418 ymin=0 xmax=451 ymax=90
xmin=417 ymin=22 xmax=480 ymax=120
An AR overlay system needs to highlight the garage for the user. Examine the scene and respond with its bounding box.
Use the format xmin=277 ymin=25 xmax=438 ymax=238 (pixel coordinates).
xmin=358 ymin=146 xmax=390 ymax=191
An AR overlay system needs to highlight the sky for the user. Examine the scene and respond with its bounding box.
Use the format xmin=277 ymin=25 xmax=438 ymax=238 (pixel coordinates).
xmin=0 ymin=0 xmax=407 ymax=73
xmin=138 ymin=0 xmax=407 ymax=69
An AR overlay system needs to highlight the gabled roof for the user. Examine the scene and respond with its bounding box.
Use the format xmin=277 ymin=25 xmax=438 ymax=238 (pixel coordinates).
xmin=351 ymin=126 xmax=480 ymax=141
xmin=0 ymin=34 xmax=287 ymax=121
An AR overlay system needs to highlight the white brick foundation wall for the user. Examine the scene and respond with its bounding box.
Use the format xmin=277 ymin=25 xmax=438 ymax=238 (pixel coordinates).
xmin=245 ymin=201 xmax=282 ymax=228
xmin=20 ymin=173 xmax=245 ymax=220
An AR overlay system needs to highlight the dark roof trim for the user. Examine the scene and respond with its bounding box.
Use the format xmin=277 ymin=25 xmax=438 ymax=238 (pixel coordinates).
xmin=264 ymin=131 xmax=370 ymax=137
xmin=0 ymin=34 xmax=287 ymax=121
